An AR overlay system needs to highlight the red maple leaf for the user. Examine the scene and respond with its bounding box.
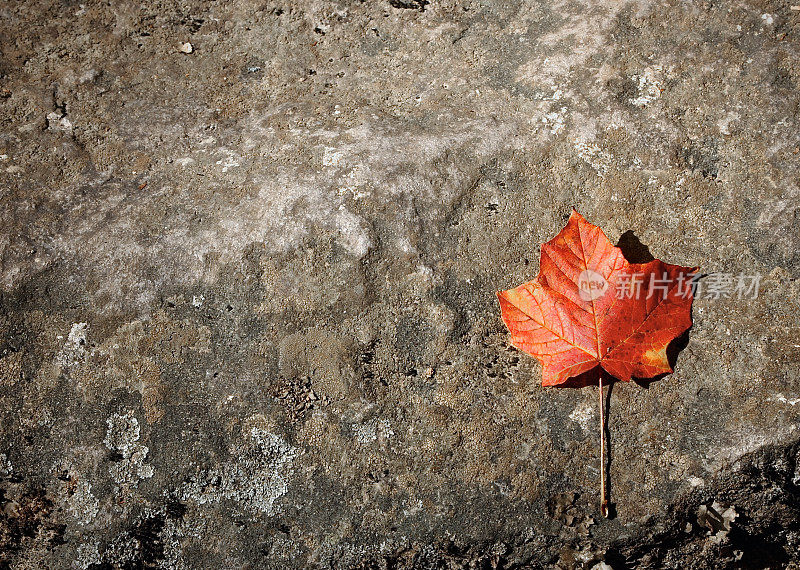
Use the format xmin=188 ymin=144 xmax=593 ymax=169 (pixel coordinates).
xmin=497 ymin=210 xmax=696 ymax=387
xmin=497 ymin=210 xmax=697 ymax=516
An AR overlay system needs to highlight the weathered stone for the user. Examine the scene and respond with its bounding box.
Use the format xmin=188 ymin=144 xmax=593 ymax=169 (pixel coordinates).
xmin=0 ymin=0 xmax=798 ymax=567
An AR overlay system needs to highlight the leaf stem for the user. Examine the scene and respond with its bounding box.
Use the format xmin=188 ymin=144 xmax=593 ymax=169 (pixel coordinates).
xmin=599 ymin=371 xmax=609 ymax=518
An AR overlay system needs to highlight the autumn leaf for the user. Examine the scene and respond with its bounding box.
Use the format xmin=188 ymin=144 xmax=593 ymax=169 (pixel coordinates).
xmin=497 ymin=210 xmax=696 ymax=387
xmin=497 ymin=209 xmax=697 ymax=516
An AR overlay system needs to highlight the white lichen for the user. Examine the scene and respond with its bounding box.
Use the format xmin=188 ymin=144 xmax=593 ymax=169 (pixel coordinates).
xmin=0 ymin=453 xmax=12 ymax=478
xmin=67 ymin=480 xmax=99 ymax=525
xmin=181 ymin=428 xmax=298 ymax=515
xmin=104 ymin=412 xmax=141 ymax=457
xmin=352 ymin=418 xmax=394 ymax=445
xmin=72 ymin=541 xmax=101 ymax=570
xmin=58 ymin=322 xmax=89 ymax=367
xmin=104 ymin=412 xmax=154 ymax=487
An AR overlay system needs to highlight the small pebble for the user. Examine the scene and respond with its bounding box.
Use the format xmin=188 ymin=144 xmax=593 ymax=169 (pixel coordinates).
xmin=179 ymin=42 xmax=193 ymax=54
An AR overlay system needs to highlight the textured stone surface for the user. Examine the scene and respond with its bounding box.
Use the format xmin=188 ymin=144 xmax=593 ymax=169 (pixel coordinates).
xmin=0 ymin=0 xmax=799 ymax=568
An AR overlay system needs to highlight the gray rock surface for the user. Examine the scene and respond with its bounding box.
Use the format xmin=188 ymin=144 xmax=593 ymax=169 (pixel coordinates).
xmin=1 ymin=0 xmax=799 ymax=568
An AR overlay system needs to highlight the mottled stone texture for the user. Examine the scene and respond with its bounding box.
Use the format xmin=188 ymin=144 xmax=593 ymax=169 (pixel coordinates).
xmin=0 ymin=0 xmax=799 ymax=568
